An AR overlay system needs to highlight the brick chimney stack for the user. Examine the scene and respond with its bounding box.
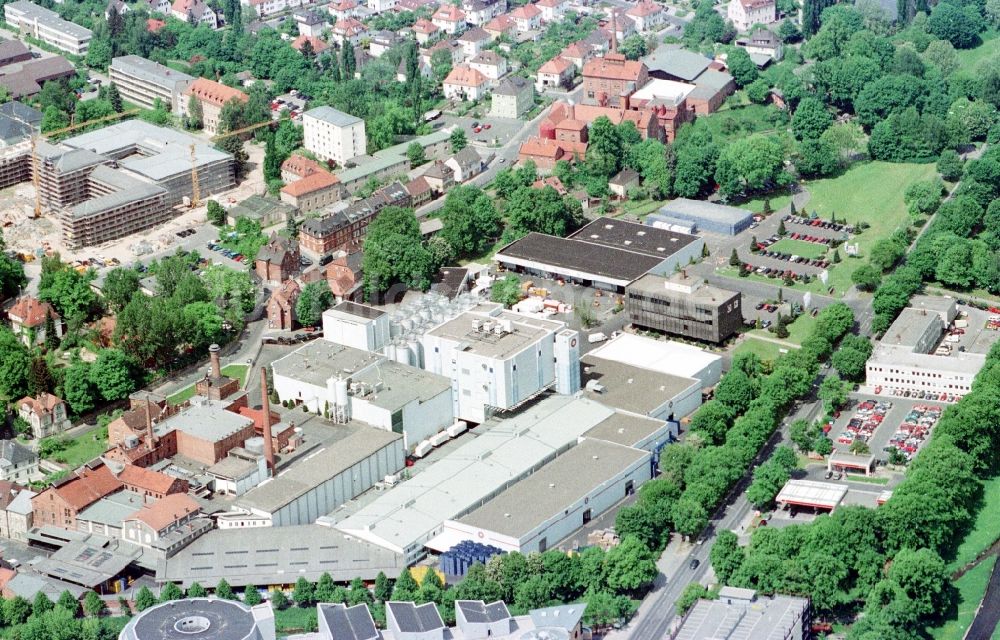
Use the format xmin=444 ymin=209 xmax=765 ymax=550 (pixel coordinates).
xmin=143 ymin=402 xmax=155 ymax=452
xmin=260 ymin=367 xmax=275 ymax=472
xmin=209 ymin=344 xmax=221 ymax=378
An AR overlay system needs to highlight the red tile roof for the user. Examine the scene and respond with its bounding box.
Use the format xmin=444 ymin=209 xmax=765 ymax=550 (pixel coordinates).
xmin=127 ymin=493 xmax=200 ymax=532
xmin=267 ymin=279 xmax=300 ymax=311
xmin=511 ymin=3 xmax=541 ymax=18
xmin=538 ymin=56 xmax=573 ymax=75
xmin=281 ymin=154 xmax=327 ymax=178
xmin=433 ymin=4 xmax=465 ymax=21
xmin=561 ymin=42 xmax=588 ymax=60
xmin=146 ymin=18 xmax=166 ymax=32
xmin=291 ymin=35 xmax=329 ymax=53
xmin=627 ymin=1 xmax=662 ymax=16
xmin=17 ymin=393 xmax=64 ymax=417
xmin=405 ymin=176 xmax=432 ymax=196
xmin=413 ymin=18 xmax=439 ymax=33
xmin=334 ymin=17 xmax=367 ymax=35
xmin=520 ymin=137 xmax=564 ymax=158
xmin=445 ymin=64 xmax=488 ymax=88
xmin=184 ymin=78 xmax=248 ymax=108
xmin=53 ymin=466 xmax=124 ymax=512
xmin=583 ymin=53 xmax=647 ymax=81
xmin=8 ymin=296 xmax=57 ymax=328
xmin=556 ymin=118 xmax=586 ymax=132
xmin=537 ymin=0 xmax=564 ymax=7
xmin=117 ymin=464 xmax=181 ymax=496
xmin=281 ymin=170 xmax=341 ymax=197
xmin=532 ymin=176 xmax=567 ymax=194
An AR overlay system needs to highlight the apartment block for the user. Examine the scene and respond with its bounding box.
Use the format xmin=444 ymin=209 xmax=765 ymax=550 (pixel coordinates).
xmin=4 ymin=1 xmax=92 ymax=55
xmin=109 ymin=55 xmax=194 ymax=115
xmin=303 ymin=105 xmax=367 ymax=166
xmin=181 ymin=78 xmax=248 ymax=136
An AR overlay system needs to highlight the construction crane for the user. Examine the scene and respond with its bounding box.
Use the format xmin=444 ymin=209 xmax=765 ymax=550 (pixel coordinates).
xmin=28 ymin=108 xmax=141 ymax=218
xmin=210 ymin=118 xmax=277 ymax=143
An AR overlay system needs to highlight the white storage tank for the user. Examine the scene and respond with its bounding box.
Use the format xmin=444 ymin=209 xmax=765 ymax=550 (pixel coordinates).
xmin=430 ymin=431 xmax=450 ymax=447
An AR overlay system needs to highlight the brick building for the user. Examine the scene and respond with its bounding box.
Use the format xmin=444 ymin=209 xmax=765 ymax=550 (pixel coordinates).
xmin=115 ymin=464 xmax=189 ymax=500
xmin=181 ymin=78 xmax=248 ymax=135
xmin=31 ymin=463 xmax=123 ymax=530
xmin=267 ymin=279 xmax=301 ymax=330
xmin=255 ymin=234 xmax=301 ymax=284
xmin=582 ymin=53 xmax=648 ymax=107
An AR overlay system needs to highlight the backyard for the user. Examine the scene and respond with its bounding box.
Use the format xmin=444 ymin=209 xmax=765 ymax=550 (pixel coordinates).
xmin=167 ymin=364 xmax=250 ymax=405
xmin=39 ymin=427 xmax=109 ymax=469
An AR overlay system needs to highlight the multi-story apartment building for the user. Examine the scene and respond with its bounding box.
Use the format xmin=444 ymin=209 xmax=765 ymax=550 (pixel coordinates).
xmin=727 ymin=0 xmax=775 ymax=32
xmin=109 ymin=56 xmax=194 ymax=115
xmin=181 ymin=78 xmax=248 ymax=135
xmin=303 ymin=105 xmax=367 ymax=166
xmin=4 ymin=1 xmax=92 ymax=55
xmin=626 ymin=272 xmax=743 ymax=344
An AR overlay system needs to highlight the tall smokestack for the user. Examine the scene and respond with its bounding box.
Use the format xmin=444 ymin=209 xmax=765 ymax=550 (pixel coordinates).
xmin=209 ymin=344 xmax=221 ymax=378
xmin=610 ymin=9 xmax=617 ymax=54
xmin=144 ymin=402 xmax=155 ymax=452
xmin=260 ymin=367 xmax=275 ymax=473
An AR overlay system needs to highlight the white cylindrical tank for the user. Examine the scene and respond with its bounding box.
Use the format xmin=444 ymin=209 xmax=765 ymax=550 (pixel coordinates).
xmin=245 ymin=437 xmax=265 ymax=455
xmin=394 ymin=340 xmax=412 ymax=365
xmin=335 ymin=378 xmax=349 ymax=407
xmin=408 ymin=336 xmax=423 ymax=368
xmin=430 ymin=431 xmax=450 ymax=447
xmin=384 ymin=342 xmax=397 ymax=361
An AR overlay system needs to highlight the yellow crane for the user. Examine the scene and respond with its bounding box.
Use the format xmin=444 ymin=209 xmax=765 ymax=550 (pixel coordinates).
xmin=29 ymin=108 xmax=141 ymax=218
xmin=181 ymin=118 xmax=276 ymax=209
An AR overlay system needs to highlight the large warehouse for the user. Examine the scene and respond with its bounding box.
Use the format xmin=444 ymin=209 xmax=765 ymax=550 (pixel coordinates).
xmin=588 ymin=333 xmax=723 ymax=389
xmin=657 ymin=198 xmax=754 ymax=235
xmin=438 ymin=438 xmax=651 ymax=554
xmin=580 ymin=354 xmax=701 ymax=425
xmin=493 ymin=217 xmax=704 ymax=292
xmin=332 ymin=396 xmax=623 ymax=562
xmin=228 ymin=425 xmax=404 ymax=527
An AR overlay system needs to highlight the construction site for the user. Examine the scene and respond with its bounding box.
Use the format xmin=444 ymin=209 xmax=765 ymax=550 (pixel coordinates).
xmin=0 ymin=112 xmax=269 ymax=260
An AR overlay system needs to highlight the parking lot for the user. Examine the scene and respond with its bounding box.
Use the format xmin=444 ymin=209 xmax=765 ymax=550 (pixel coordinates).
xmin=827 ymin=393 xmax=947 ymax=466
xmin=435 ymin=112 xmax=527 ymax=149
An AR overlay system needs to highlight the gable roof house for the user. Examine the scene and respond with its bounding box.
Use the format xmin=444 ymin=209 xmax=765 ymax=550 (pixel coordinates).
xmin=626 ymin=1 xmax=665 ymax=33
xmin=332 ymin=17 xmax=369 ymax=45
xmin=457 ymin=27 xmax=491 ymax=59
xmin=171 ymin=0 xmax=218 ymax=27
xmin=443 ymin=65 xmax=490 ymax=101
xmin=536 ymin=56 xmax=574 ymax=91
xmin=267 ymin=279 xmax=301 ymax=330
xmin=484 ymin=14 xmax=516 ymax=40
xmin=432 ymin=4 xmax=467 ymax=34
xmin=491 ymin=76 xmax=534 ymax=119
xmin=510 ymin=3 xmax=541 ymax=31
xmin=536 ymin=0 xmax=567 ymax=22
xmin=469 ymin=50 xmax=508 ymax=82
xmin=255 ymin=234 xmax=301 ymax=284
xmin=412 ymin=18 xmax=440 ymax=44
xmin=7 ymin=296 xmax=62 ymax=347
xmin=0 ymin=441 xmax=37 ymax=484
xmin=445 ymin=147 xmax=486 ymax=182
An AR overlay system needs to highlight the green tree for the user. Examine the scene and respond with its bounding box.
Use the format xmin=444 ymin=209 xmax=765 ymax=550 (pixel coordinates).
xmin=82 ymin=591 xmax=105 ymax=617
xmin=676 ymin=584 xmax=711 ymax=615
xmin=936 ymin=149 xmax=965 ymax=181
xmin=243 ymin=587 xmax=262 ymax=606
xmin=797 ymin=138 xmax=840 ymax=178
xmin=618 ymin=34 xmax=648 ymax=60
xmin=585 ymin=117 xmax=623 ymax=177
xmin=62 ymin=360 xmax=95 ymax=416
xmin=604 ymin=535 xmax=657 ymax=593
xmin=263 ymin=133 xmax=282 ymax=183
xmin=746 ymin=459 xmax=792 ymax=508
xmin=715 ymin=135 xmax=788 ymax=198
xmin=491 ymin=275 xmax=522 ymax=307
xmin=134 ymin=587 xmax=156 ymax=612
xmin=28 ymin=357 xmax=53 ymax=396
xmin=831 ymin=334 xmax=873 ymax=380
xmin=792 ymin=97 xmax=834 ymax=140
xmin=729 ymin=249 xmax=741 ymax=266
xmin=710 ymin=530 xmax=744 ymax=584
xmin=3 ymin=596 xmax=31 ymax=625
xmin=746 ymin=78 xmax=771 ymax=104
xmin=159 ymin=583 xmax=183 ymax=602
xmin=41 ymin=105 xmax=69 ymax=133
xmin=392 ymin=569 xmax=420 ymax=601
xmin=374 ymin=572 xmax=393 ymax=603
xmin=187 ymin=583 xmax=207 ymax=598
xmin=296 ymin=281 xmax=334 ymax=327
xmin=203 ymin=264 xmax=256 ymax=313
xmin=102 ymin=267 xmax=140 ymax=314
xmin=89 ymin=348 xmax=139 ymax=402
xmin=363 ymin=207 xmax=434 ymax=299
xmin=851 ymin=264 xmax=882 ymax=291
xmin=185 ymin=94 xmax=204 ymax=130
xmin=57 ymin=590 xmax=78 ymax=614
xmin=904 ymin=178 xmax=945 ymax=216
xmin=270 ymin=590 xmax=289 ymax=610
xmin=449 ymin=128 xmax=467 ymax=152
xmin=928 ymin=2 xmax=980 ymax=48
xmin=207 ymin=200 xmax=227 ymax=226
xmin=726 ymin=48 xmax=758 ymax=87
xmin=505 ymin=186 xmax=578 ymax=238
xmin=819 ymin=374 xmax=849 ymax=413
xmin=407 ymin=142 xmax=426 ymax=166
xmin=439 ymin=186 xmax=502 ymax=256
xmin=216 ymin=579 xmax=235 ymax=600
xmin=672 ymin=497 xmax=708 ymax=539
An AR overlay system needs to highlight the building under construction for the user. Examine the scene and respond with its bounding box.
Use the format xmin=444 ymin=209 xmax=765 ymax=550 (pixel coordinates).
xmin=33 ymin=121 xmax=235 ymax=248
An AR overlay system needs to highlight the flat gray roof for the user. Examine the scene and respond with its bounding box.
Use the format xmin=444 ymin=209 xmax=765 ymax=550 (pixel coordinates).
xmin=206 ymin=455 xmax=259 ymax=481
xmin=645 ymin=47 xmax=711 ymax=81
xmin=568 ymin=217 xmax=699 ymax=258
xmin=237 ymin=425 xmax=402 ymax=514
xmin=496 ymin=233 xmax=664 ymax=284
xmin=6 ymin=1 xmax=92 ymax=39
xmin=882 ymin=307 xmax=940 ymax=350
xmin=159 ymin=524 xmax=406 ymax=587
xmin=271 ymin=340 xmax=383 ymax=388
xmin=694 ymin=69 xmax=734 ymax=91
xmin=77 ymin=490 xmax=146 ymax=527
xmin=351 ymin=361 xmax=452 ymax=412
xmin=456 ymin=438 xmax=648 ymax=539
xmin=306 ymin=105 xmax=363 ymax=127
xmin=580 ymin=354 xmax=699 ymax=416
xmin=158 ymin=398 xmax=254 ymax=443
xmin=122 ymin=599 xmax=257 ymax=640
xmin=110 ymin=55 xmax=194 ymax=89
xmin=425 ymin=305 xmax=563 ymax=360
xmin=676 ymin=593 xmax=808 ymax=640
xmin=658 ymin=198 xmax=754 ymax=226
xmin=628 ymin=272 xmax=740 ymax=305
xmin=71 ymin=164 xmax=165 ymax=219
xmin=582 ymin=411 xmax=671 ymax=448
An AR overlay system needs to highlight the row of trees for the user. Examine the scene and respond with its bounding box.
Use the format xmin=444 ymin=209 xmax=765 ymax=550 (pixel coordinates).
xmin=615 ymin=303 xmax=856 ymax=549
xmin=0 ymin=589 xmax=122 ymax=640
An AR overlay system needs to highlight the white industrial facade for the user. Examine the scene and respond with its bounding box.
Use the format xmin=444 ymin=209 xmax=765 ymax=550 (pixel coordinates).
xmin=588 ymin=333 xmax=722 ymax=389
xmin=232 ymin=427 xmax=404 ymax=527
xmin=581 ymin=354 xmax=702 ymax=424
xmin=332 ymin=396 xmax=620 ymax=562
xmin=322 ymin=302 xmax=390 ymax=353
xmin=421 ymin=303 xmax=580 ymax=424
xmin=440 ymin=438 xmax=651 ymax=554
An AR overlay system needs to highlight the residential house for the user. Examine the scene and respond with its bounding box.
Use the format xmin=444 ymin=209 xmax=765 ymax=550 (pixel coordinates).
xmin=491 ymin=76 xmax=533 ymax=118
xmin=180 ymin=78 xmax=248 ymax=135
xmin=294 ymin=9 xmax=328 ymax=37
xmin=736 ymin=28 xmax=783 ymax=61
xmin=413 ymin=18 xmax=440 ymax=44
xmin=517 ymin=137 xmax=586 ymax=170
xmin=267 ymin=279 xmax=300 ymax=330
xmin=332 ymin=17 xmax=368 ymax=46
xmin=106 ymin=0 xmax=128 ymax=20
xmin=580 ymin=28 xmax=612 ymax=54
xmin=281 ymin=154 xmax=329 ymax=182
xmin=142 ymin=0 xmax=172 ymax=14
xmin=463 ymin=0 xmax=507 ymax=25
xmin=396 ymin=57 xmax=433 ymax=83
xmin=326 ymin=251 xmax=363 ymax=302
xmin=255 ymin=234 xmax=301 ymax=284
xmin=457 ymin=27 xmax=491 ymax=59
xmin=582 ymin=52 xmax=648 ymax=107
xmin=0 ymin=442 xmax=36 ymax=484
xmin=626 ymin=1 xmax=665 ymax=33
xmin=433 ymin=4 xmax=467 ymax=34
xmin=484 ymin=14 xmax=516 ymax=40
xmin=303 ymin=105 xmax=367 ymax=166
xmin=728 ymin=0 xmax=776 ymax=31
xmin=535 ymin=56 xmax=574 ymax=91
xmin=469 ymin=50 xmax=507 ymax=82
xmin=249 ymin=0 xmax=289 ymax=18
xmin=443 ymin=65 xmax=490 ymax=100
xmin=7 ymin=297 xmax=62 ymax=347
xmin=368 ymin=0 xmax=397 ymax=12
xmin=0 ymin=56 xmax=76 ymax=101
xmin=422 ymin=161 xmax=455 ymax=194
xmin=171 ymin=0 xmax=218 ymax=27
xmin=280 ymin=170 xmax=343 ymax=211
xmin=609 ymin=167 xmax=639 ymax=198
xmin=536 ymin=0 xmax=566 ymax=22
xmin=425 ymin=39 xmax=464 ymax=66
xmin=446 ymin=147 xmax=486 ymax=182
xmin=560 ymin=42 xmax=591 ymax=69
xmin=510 ymin=3 xmax=541 ymax=31
xmin=0 ymin=484 xmax=34 ymax=542
xmin=31 ymin=463 xmax=123 ymax=530
xmin=370 ymin=30 xmax=402 ymax=57
xmin=291 ymin=35 xmax=330 ymax=55
xmin=405 ymin=176 xmax=433 ymax=206
xmin=605 ymin=9 xmax=636 ymax=41
xmin=329 ymin=0 xmax=360 ymax=19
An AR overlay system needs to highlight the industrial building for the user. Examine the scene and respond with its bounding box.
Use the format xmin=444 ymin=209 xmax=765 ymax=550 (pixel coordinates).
xmin=580 ymin=353 xmax=700 ymax=425
xmin=227 ymin=426 xmax=404 ymax=527
xmin=656 ymin=198 xmax=754 ymax=236
xmin=333 ymin=395 xmax=625 ymax=562
xmin=439 ymin=438 xmax=651 ymax=554
xmin=671 ymin=587 xmax=810 ymax=640
xmin=4 ymin=1 xmax=92 ymax=55
xmin=588 ymin=332 xmax=723 ymax=389
xmin=119 ymin=598 xmax=276 ymax=640
xmin=270 ymin=340 xmax=454 ymax=451
xmin=626 ymin=271 xmax=743 ymax=343
xmin=494 ymin=217 xmax=704 ymax=292
xmin=34 ymin=121 xmax=234 ymax=248
xmin=421 ymin=302 xmax=580 ymax=423
xmin=109 ymin=55 xmax=194 ymax=114
xmin=323 ymin=302 xmax=391 ymax=352
xmin=866 ymin=297 xmax=985 ymax=399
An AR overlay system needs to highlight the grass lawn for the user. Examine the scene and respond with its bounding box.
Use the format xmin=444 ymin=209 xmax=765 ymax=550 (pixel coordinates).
xmin=745 ymin=312 xmax=817 ymax=346
xmin=45 ymin=428 xmax=109 ymax=468
xmin=274 ymin=607 xmax=317 ymax=634
xmin=956 ymin=30 xmax=999 ymax=73
xmin=622 ymin=198 xmax=667 ymax=218
xmin=949 ymin=476 xmax=1000 ymax=572
xmin=701 ymin=100 xmax=790 ymax=144
xmin=769 ymin=238 xmax=829 ymax=260
xmin=167 ymin=364 xmax=250 ymax=406
xmin=735 ymin=190 xmax=793 ymax=215
xmin=928 ymin=555 xmax=997 ymax=640
xmin=733 ymin=336 xmax=792 ymax=364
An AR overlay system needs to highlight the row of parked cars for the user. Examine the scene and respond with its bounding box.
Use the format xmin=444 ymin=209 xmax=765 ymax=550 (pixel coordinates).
xmin=873 ymin=386 xmax=962 ymax=402
xmin=262 ymin=330 xmax=321 ymax=345
xmin=784 ymin=215 xmax=855 ymax=234
xmin=755 ymin=247 xmax=832 ymax=269
xmin=788 ymin=232 xmax=835 ymax=246
xmin=835 ymin=399 xmax=892 ymax=447
xmin=884 ymin=405 xmax=942 ymax=462
xmin=206 ymin=241 xmax=245 ymax=263
xmin=743 ymin=264 xmax=811 ymax=281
